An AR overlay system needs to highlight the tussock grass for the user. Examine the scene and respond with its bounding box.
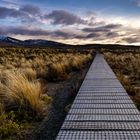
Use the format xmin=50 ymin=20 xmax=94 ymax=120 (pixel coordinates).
xmin=116 ymin=73 xmax=135 ymax=96
xmin=0 ymin=71 xmax=44 ymax=116
xmin=46 ymin=54 xmax=93 ymax=81
xmin=104 ymin=50 xmax=140 ymax=109
xmin=21 ymin=68 xmax=37 ymax=81
xmin=47 ymin=62 xmax=69 ymax=81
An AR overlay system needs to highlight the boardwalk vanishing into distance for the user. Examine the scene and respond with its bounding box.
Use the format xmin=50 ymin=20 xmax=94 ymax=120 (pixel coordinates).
xmin=56 ymin=53 xmax=140 ymax=140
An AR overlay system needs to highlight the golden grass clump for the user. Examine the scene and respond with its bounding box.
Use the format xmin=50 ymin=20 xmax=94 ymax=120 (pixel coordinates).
xmin=0 ymin=71 xmax=44 ymax=115
xmin=36 ymin=67 xmax=47 ymax=78
xmin=70 ymin=57 xmax=83 ymax=70
xmin=21 ymin=68 xmax=37 ymax=81
xmin=116 ymin=73 xmax=135 ymax=96
xmin=47 ymin=62 xmax=68 ymax=81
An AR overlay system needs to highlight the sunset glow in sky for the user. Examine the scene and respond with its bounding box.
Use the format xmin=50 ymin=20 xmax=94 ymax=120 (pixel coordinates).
xmin=0 ymin=0 xmax=140 ymax=45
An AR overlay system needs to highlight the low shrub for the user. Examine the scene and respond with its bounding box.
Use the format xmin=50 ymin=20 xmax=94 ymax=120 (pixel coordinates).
xmin=0 ymin=111 xmax=22 ymax=139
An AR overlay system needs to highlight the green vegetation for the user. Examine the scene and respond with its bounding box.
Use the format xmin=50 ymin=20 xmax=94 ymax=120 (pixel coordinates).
xmin=0 ymin=111 xmax=21 ymax=139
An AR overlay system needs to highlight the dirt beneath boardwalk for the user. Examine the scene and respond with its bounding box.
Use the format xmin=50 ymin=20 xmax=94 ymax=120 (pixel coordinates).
xmin=29 ymin=64 xmax=91 ymax=140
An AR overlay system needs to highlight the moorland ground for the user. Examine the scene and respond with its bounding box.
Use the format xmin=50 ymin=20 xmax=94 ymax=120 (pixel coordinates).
xmin=0 ymin=47 xmax=93 ymax=140
xmin=0 ymin=46 xmax=140 ymax=140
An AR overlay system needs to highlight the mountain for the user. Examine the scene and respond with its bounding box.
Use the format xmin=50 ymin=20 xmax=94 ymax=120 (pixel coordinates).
xmin=0 ymin=36 xmax=22 ymax=44
xmin=23 ymin=39 xmax=63 ymax=46
xmin=0 ymin=36 xmax=65 ymax=47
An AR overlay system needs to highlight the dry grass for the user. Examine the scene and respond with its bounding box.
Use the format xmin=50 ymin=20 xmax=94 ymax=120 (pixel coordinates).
xmin=0 ymin=48 xmax=93 ymax=81
xmin=47 ymin=62 xmax=69 ymax=81
xmin=0 ymin=47 xmax=93 ymax=139
xmin=21 ymin=68 xmax=37 ymax=81
xmin=0 ymin=71 xmax=44 ymax=116
xmin=104 ymin=50 xmax=140 ymax=109
xmin=0 ymin=48 xmax=93 ymax=114
xmin=104 ymin=52 xmax=140 ymax=83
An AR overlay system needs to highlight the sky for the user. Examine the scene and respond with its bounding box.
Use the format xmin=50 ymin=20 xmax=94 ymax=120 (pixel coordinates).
xmin=0 ymin=0 xmax=140 ymax=45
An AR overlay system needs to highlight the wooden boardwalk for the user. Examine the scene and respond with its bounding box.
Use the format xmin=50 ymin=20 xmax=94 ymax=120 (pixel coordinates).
xmin=56 ymin=53 xmax=140 ymax=140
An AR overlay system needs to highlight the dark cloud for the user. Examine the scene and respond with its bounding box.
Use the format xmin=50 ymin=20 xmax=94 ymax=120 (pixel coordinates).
xmin=0 ymin=26 xmax=48 ymax=36
xmin=49 ymin=31 xmax=100 ymax=40
xmin=0 ymin=26 xmax=75 ymax=39
xmin=83 ymin=27 xmax=109 ymax=33
xmin=0 ymin=24 xmax=121 ymax=41
xmin=45 ymin=10 xmax=86 ymax=25
xmin=123 ymin=36 xmax=140 ymax=43
xmin=103 ymin=24 xmax=122 ymax=29
xmin=0 ymin=5 xmax=41 ymax=24
xmin=48 ymin=30 xmax=101 ymax=40
xmin=133 ymin=0 xmax=140 ymax=7
xmin=106 ymin=32 xmax=119 ymax=38
xmin=20 ymin=5 xmax=41 ymax=16
xmin=83 ymin=24 xmax=122 ymax=33
xmin=86 ymin=33 xmax=100 ymax=38
xmin=83 ymin=32 xmax=118 ymax=40
xmin=48 ymin=30 xmax=74 ymax=39
xmin=81 ymin=24 xmax=121 ymax=40
xmin=0 ymin=6 xmax=24 ymax=18
xmin=0 ymin=26 xmax=82 ymax=39
xmin=0 ymin=6 xmax=95 ymax=26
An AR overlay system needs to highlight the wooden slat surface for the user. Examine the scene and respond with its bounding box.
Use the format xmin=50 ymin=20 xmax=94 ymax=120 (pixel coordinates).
xmin=56 ymin=53 xmax=140 ymax=140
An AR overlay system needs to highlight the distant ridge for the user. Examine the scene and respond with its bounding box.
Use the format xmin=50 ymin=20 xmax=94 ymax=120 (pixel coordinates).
xmin=0 ymin=35 xmax=139 ymax=49
xmin=0 ymin=36 xmax=65 ymax=47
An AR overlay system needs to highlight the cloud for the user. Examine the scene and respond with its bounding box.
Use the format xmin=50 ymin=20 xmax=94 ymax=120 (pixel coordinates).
xmin=0 ymin=5 xmax=139 ymax=45
xmin=80 ymin=23 xmax=121 ymax=40
xmin=45 ymin=10 xmax=86 ymax=25
xmin=86 ymin=10 xmax=97 ymax=16
xmin=0 ymin=23 xmax=125 ymax=42
xmin=106 ymin=32 xmax=119 ymax=38
xmin=84 ymin=31 xmax=119 ymax=40
xmin=0 ymin=26 xmax=49 ymax=36
xmin=1 ymin=0 xmax=18 ymax=5
xmin=0 ymin=6 xmax=24 ymax=18
xmin=47 ymin=30 xmax=74 ymax=39
xmin=20 ymin=5 xmax=41 ymax=16
xmin=131 ymin=0 xmax=140 ymax=7
xmin=82 ymin=24 xmax=122 ymax=33
xmin=136 ymin=0 xmax=140 ymax=7
xmin=123 ymin=36 xmax=140 ymax=43
xmin=0 ymin=6 xmax=95 ymax=26
xmin=0 ymin=5 xmax=42 ymax=24
xmin=85 ymin=33 xmax=100 ymax=39
xmin=0 ymin=25 xmax=83 ymax=39
xmin=0 ymin=26 xmax=76 ymax=39
xmin=1 ymin=25 xmax=139 ymax=45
